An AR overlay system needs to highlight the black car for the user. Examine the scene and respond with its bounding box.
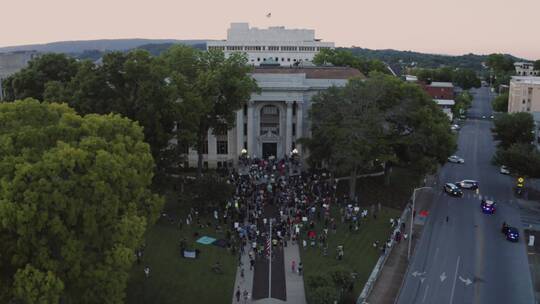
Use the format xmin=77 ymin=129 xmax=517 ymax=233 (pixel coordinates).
xmin=444 ymin=183 xmax=463 ymax=197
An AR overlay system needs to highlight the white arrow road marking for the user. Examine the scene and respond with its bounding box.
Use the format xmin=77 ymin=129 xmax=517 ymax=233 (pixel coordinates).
xmin=440 ymin=272 xmax=447 ymax=282
xmin=412 ymin=271 xmax=427 ymax=277
xmin=459 ymin=276 xmax=472 ymax=286
xmin=420 ymin=277 xmax=426 ymax=284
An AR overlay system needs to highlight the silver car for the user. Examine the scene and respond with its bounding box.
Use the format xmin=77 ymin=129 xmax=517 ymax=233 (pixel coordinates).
xmin=448 ymin=155 xmax=465 ymax=164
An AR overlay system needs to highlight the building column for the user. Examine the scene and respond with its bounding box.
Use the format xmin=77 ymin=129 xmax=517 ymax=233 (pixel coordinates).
xmin=296 ymin=101 xmax=303 ymax=153
xmin=236 ymin=109 xmax=244 ymax=159
xmin=207 ymin=129 xmax=217 ymax=167
xmin=285 ymin=100 xmax=293 ymax=156
xmin=247 ymin=102 xmax=255 ymax=158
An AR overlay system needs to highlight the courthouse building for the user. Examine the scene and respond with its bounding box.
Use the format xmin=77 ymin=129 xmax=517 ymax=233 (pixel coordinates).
xmin=207 ymin=23 xmax=334 ymax=66
xmin=183 ymin=24 xmax=361 ymax=168
xmin=508 ymin=76 xmax=540 ymax=147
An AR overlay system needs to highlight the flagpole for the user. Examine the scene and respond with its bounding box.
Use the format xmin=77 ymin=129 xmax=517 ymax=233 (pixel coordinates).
xmin=268 ymin=219 xmax=272 ymax=296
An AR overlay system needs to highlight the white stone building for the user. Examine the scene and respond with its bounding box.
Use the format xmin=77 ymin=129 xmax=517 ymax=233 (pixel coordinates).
xmin=514 ymin=62 xmax=539 ymax=77
xmin=508 ymin=76 xmax=540 ymax=147
xmin=184 ymin=66 xmax=363 ymax=169
xmin=207 ymin=23 xmax=334 ymax=66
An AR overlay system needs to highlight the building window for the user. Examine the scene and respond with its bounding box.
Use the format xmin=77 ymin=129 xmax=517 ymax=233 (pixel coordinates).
xmin=268 ymin=46 xmax=279 ymax=51
xmin=275 ymin=57 xmax=279 ymax=61
xmin=217 ymin=141 xmax=228 ymax=155
xmin=243 ymin=123 xmax=247 ymax=136
xmin=281 ymin=58 xmax=284 ymax=61
xmin=287 ymin=58 xmax=291 ymax=62
xmin=292 ymin=102 xmax=297 ymax=116
xmin=244 ymin=141 xmax=247 ymax=149
xmin=243 ymin=104 xmax=248 ymax=116
xmin=292 ymin=123 xmax=296 ymax=136
xmin=523 ymin=100 xmax=526 ymax=104
xmin=257 ymin=58 xmax=260 ymax=62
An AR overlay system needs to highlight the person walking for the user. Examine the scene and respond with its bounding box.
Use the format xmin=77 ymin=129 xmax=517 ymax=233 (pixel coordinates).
xmin=236 ymin=286 xmax=241 ymax=303
xmin=298 ymin=262 xmax=303 ymax=276
xmin=291 ymin=260 xmax=296 ymax=273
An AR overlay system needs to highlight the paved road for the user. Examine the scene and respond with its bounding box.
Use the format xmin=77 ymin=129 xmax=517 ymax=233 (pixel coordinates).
xmin=397 ymin=87 xmax=535 ymax=304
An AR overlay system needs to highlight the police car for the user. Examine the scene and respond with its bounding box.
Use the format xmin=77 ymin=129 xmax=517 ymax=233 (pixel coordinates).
xmin=480 ymin=199 xmax=496 ymax=214
xmin=506 ymin=227 xmax=520 ymax=242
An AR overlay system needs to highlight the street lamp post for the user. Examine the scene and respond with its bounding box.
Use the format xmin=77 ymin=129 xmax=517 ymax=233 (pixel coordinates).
xmin=407 ymin=186 xmax=432 ymax=261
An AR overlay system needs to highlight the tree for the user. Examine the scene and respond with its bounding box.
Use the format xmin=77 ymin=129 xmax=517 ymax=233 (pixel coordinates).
xmin=313 ymin=48 xmax=389 ymax=75
xmin=534 ymin=60 xmax=540 ymax=71
xmin=486 ymin=54 xmax=515 ymax=74
xmin=452 ymin=69 xmax=481 ymax=90
xmin=492 ymin=112 xmax=535 ymax=149
xmin=188 ymin=174 xmax=235 ymax=210
xmin=2 ymin=53 xmax=80 ymax=101
xmin=492 ymin=92 xmax=509 ymax=112
xmin=493 ymin=143 xmax=540 ymax=177
xmin=0 ymin=99 xmax=163 ymax=303
xmin=304 ymin=73 xmax=455 ymax=196
xmin=44 ymin=51 xmax=180 ymax=181
xmin=453 ymin=91 xmax=473 ymax=117
xmin=161 ymin=46 xmax=258 ymax=176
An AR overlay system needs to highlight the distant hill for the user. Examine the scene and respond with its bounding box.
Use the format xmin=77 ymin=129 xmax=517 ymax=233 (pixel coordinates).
xmin=0 ymin=39 xmax=208 ymax=54
xmin=345 ymin=47 xmax=527 ymax=72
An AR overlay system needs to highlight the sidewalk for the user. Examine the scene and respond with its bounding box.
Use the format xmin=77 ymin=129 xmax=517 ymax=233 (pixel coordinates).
xmin=365 ymin=190 xmax=434 ymax=304
xmin=232 ymin=242 xmax=307 ymax=304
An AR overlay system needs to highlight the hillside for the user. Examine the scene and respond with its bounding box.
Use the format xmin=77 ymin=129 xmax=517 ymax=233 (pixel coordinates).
xmin=0 ymin=39 xmax=208 ymax=54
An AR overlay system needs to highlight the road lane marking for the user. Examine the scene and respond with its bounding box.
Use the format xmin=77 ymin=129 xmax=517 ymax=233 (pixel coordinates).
xmin=459 ymin=276 xmax=472 ymax=286
xmin=422 ymin=284 xmax=429 ymax=303
xmin=449 ymin=255 xmax=461 ymax=304
xmin=440 ymin=272 xmax=447 ymax=282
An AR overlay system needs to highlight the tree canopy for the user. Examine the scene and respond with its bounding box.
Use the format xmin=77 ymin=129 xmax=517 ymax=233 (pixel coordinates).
xmin=409 ymin=67 xmax=481 ymax=90
xmin=303 ymin=73 xmax=455 ymax=196
xmin=0 ymin=99 xmax=163 ymax=303
xmin=492 ymin=112 xmax=534 ymax=149
xmin=493 ymin=143 xmax=540 ymax=177
xmin=313 ymin=48 xmax=390 ymax=75
xmin=492 ymin=92 xmax=509 ymax=112
xmin=160 ymin=46 xmax=258 ymax=176
xmin=534 ymin=60 xmax=540 ymax=71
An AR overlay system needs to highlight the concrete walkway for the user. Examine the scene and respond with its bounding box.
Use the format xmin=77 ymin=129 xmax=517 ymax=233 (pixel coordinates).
xmin=232 ymin=242 xmax=306 ymax=304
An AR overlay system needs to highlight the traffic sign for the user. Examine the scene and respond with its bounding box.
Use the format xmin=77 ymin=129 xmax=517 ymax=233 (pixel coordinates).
xmin=518 ymin=177 xmax=525 ymax=183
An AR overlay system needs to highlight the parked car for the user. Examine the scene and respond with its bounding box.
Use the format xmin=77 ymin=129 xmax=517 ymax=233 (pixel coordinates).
xmin=444 ymin=183 xmax=463 ymax=197
xmin=456 ymin=180 xmax=479 ymax=190
xmin=500 ymin=166 xmax=510 ymax=175
xmin=448 ymin=155 xmax=465 ymax=164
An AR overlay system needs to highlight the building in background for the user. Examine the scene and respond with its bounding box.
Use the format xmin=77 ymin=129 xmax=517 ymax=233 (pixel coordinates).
xmin=508 ymin=76 xmax=540 ymax=146
xmin=207 ymin=23 xmax=334 ymax=66
xmin=0 ymin=51 xmax=38 ymax=100
xmin=182 ymin=66 xmax=363 ymax=169
xmin=514 ymin=62 xmax=539 ymax=76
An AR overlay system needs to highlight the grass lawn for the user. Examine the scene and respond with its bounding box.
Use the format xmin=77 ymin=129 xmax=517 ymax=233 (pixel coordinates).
xmin=300 ymin=206 xmax=400 ymax=304
xmin=125 ymin=192 xmax=236 ymax=304
xmin=337 ymin=166 xmax=423 ymax=209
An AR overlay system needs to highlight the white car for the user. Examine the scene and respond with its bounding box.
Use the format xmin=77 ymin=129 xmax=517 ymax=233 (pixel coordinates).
xmin=448 ymin=155 xmax=465 ymax=164
xmin=451 ymin=124 xmax=460 ymax=131
xmin=456 ymin=180 xmax=479 ymax=190
xmin=500 ymin=165 xmax=510 ymax=175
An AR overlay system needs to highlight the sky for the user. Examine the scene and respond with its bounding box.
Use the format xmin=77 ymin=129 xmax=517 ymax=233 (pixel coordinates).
xmin=1 ymin=0 xmax=539 ymax=59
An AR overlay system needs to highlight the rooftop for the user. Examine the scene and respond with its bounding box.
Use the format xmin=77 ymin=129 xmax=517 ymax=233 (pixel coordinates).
xmin=511 ymin=76 xmax=540 ymax=85
xmin=251 ymin=66 xmax=364 ymax=79
xmin=429 ymin=82 xmax=454 ymax=88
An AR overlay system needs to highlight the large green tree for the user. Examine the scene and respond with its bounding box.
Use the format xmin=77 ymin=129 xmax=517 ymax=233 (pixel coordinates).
xmin=313 ymin=48 xmax=389 ymax=75
xmin=2 ymin=53 xmax=80 ymax=101
xmin=492 ymin=92 xmax=509 ymax=112
xmin=492 ymin=112 xmax=534 ymax=148
xmin=534 ymin=60 xmax=540 ymax=71
xmin=0 ymin=99 xmax=163 ymax=303
xmin=304 ymin=73 xmax=455 ymax=196
xmin=493 ymin=143 xmax=540 ymax=177
xmin=161 ymin=46 xmax=258 ymax=176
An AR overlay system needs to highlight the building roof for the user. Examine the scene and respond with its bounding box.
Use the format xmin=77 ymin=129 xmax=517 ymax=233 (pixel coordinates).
xmin=511 ymin=76 xmax=540 ymax=85
xmin=429 ymin=82 xmax=454 ymax=88
xmin=251 ymin=66 xmax=365 ymax=79
xmin=405 ymin=75 xmax=418 ymax=82
xmin=434 ymin=99 xmax=455 ymax=106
